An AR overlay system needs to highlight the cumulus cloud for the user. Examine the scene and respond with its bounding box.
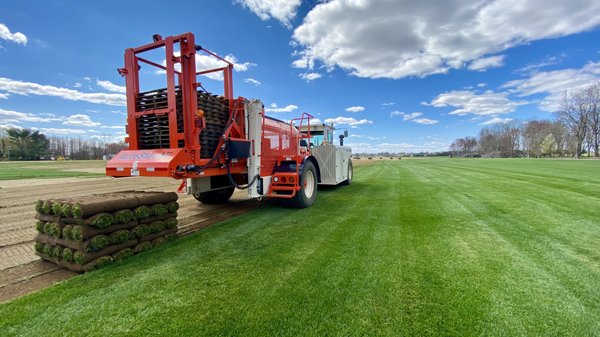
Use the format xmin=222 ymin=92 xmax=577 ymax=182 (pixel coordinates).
xmin=159 ymin=52 xmax=255 ymax=81
xmin=101 ymin=125 xmax=125 ymax=130
xmin=402 ymin=112 xmax=423 ymax=121
xmin=413 ymin=118 xmax=439 ymax=125
xmin=299 ymin=72 xmax=322 ymax=82
xmin=0 ymin=123 xmax=22 ymax=130
xmin=480 ymin=117 xmax=513 ymax=125
xmin=96 ymin=79 xmax=126 ymax=93
xmin=345 ymin=106 xmax=365 ymax=112
xmin=38 ymin=128 xmax=88 ymax=135
xmin=390 ymin=111 xmax=438 ymax=124
xmin=265 ymin=103 xmax=298 ymax=113
xmin=502 ymin=61 xmax=600 ymax=111
xmin=292 ymin=0 xmax=600 ymax=79
xmin=63 ymin=114 xmax=101 ymax=127
xmin=244 ymin=78 xmax=261 ymax=86
xmin=235 ymin=0 xmax=301 ymax=28
xmin=426 ymin=90 xmax=528 ymax=116
xmin=291 ymin=56 xmax=314 ymax=69
xmin=0 ymin=108 xmax=62 ymax=124
xmin=324 ymin=116 xmax=373 ymax=127
xmin=348 ymin=141 xmax=448 ymax=153
xmin=0 ymin=23 xmax=27 ymax=45
xmin=468 ymin=55 xmax=505 ymax=71
xmin=0 ymin=77 xmax=126 ymax=106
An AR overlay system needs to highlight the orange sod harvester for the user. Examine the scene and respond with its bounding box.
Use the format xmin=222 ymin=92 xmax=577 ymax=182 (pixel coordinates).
xmin=107 ymin=33 xmax=353 ymax=208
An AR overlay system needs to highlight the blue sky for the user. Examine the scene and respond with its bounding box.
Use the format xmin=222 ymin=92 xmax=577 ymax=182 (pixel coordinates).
xmin=1 ymin=0 xmax=600 ymax=153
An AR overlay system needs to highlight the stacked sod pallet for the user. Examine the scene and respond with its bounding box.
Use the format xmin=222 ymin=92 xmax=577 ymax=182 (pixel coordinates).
xmin=33 ymin=191 xmax=179 ymax=272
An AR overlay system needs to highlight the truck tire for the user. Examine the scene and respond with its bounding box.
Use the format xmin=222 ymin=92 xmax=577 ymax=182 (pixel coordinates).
xmin=341 ymin=159 xmax=353 ymax=185
xmin=287 ymin=161 xmax=317 ymax=208
xmin=193 ymin=186 xmax=235 ymax=204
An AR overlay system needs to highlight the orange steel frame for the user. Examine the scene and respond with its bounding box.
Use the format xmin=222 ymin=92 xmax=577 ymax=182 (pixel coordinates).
xmin=106 ymin=32 xmax=313 ymax=196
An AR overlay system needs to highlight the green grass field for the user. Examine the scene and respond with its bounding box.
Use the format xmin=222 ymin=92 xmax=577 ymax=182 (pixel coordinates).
xmin=0 ymin=160 xmax=105 ymax=180
xmin=1 ymin=158 xmax=599 ymax=336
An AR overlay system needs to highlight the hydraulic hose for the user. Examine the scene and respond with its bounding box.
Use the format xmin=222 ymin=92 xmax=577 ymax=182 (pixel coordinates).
xmin=225 ymin=159 xmax=260 ymax=190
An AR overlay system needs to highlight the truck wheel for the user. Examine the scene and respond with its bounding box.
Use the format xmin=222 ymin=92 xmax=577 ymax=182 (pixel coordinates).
xmin=341 ymin=159 xmax=353 ymax=185
xmin=193 ymin=186 xmax=235 ymax=204
xmin=287 ymin=161 xmax=317 ymax=208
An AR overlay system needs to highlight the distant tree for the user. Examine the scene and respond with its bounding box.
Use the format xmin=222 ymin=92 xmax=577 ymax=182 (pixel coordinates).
xmin=463 ymin=136 xmax=477 ymax=156
xmin=541 ymin=133 xmax=558 ymax=157
xmin=522 ymin=120 xmax=553 ymax=157
xmin=0 ymin=129 xmax=8 ymax=159
xmin=585 ymin=82 xmax=600 ymax=157
xmin=5 ymin=128 xmax=49 ymax=160
xmin=557 ymin=86 xmax=594 ymax=159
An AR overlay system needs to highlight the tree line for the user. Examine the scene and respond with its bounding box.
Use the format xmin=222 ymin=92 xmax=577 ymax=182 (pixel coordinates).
xmin=451 ymin=82 xmax=600 ymax=159
xmin=0 ymin=128 xmax=127 ymax=160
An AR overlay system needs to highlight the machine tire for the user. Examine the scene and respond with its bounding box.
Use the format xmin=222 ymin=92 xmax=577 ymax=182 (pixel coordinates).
xmin=341 ymin=159 xmax=353 ymax=185
xmin=193 ymin=186 xmax=235 ymax=204
xmin=287 ymin=161 xmax=318 ymax=208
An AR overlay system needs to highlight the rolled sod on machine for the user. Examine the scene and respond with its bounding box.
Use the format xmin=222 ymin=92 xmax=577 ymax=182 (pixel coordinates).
xmin=33 ymin=191 xmax=180 ymax=272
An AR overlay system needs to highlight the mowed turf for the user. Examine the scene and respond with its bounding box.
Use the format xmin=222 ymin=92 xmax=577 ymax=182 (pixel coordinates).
xmin=0 ymin=160 xmax=105 ymax=180
xmin=1 ymin=158 xmax=599 ymax=336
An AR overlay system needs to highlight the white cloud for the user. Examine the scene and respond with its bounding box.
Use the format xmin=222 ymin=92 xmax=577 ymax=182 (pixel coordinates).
xmin=516 ymin=54 xmax=564 ymax=74
xmin=0 ymin=23 xmax=27 ymax=45
xmin=502 ymin=61 xmax=600 ymax=111
xmin=91 ymin=134 xmax=127 ymax=143
xmin=101 ymin=125 xmax=125 ymax=130
xmin=73 ymin=82 xmax=82 ymax=88
xmin=468 ymin=55 xmax=505 ymax=71
xmin=426 ymin=90 xmax=527 ymax=116
xmin=235 ymin=0 xmax=301 ymax=28
xmin=0 ymin=108 xmax=62 ymax=124
xmin=159 ymin=52 xmax=255 ymax=81
xmin=345 ymin=106 xmax=365 ymax=112
xmin=402 ymin=112 xmax=423 ymax=121
xmin=96 ymin=79 xmax=126 ymax=93
xmin=299 ymin=72 xmax=322 ymax=82
xmin=265 ymin=103 xmax=298 ymax=113
xmin=390 ymin=111 xmax=438 ymax=124
xmin=348 ymin=141 xmax=448 ymax=153
xmin=244 ymin=78 xmax=261 ymax=86
xmin=477 ymin=83 xmax=487 ymax=88
xmin=0 ymin=123 xmax=22 ymax=130
xmin=0 ymin=92 xmax=9 ymax=99
xmin=324 ymin=116 xmax=373 ymax=127
xmin=0 ymin=77 xmax=126 ymax=106
xmin=39 ymin=128 xmax=88 ymax=135
xmin=291 ymin=56 xmax=314 ymax=69
xmin=480 ymin=117 xmax=513 ymax=125
xmin=292 ymin=0 xmax=600 ymax=79
xmin=413 ymin=118 xmax=439 ymax=125
xmin=382 ymin=102 xmax=396 ymax=106
xmin=63 ymin=114 xmax=101 ymax=127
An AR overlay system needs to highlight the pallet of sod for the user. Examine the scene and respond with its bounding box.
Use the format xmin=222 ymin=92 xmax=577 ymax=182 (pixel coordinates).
xmin=34 ymin=191 xmax=180 ymax=272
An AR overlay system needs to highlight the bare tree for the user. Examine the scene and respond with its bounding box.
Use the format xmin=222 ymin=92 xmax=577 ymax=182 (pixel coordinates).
xmin=557 ymin=87 xmax=594 ymax=159
xmin=586 ymin=82 xmax=600 ymax=157
xmin=0 ymin=129 xmax=8 ymax=159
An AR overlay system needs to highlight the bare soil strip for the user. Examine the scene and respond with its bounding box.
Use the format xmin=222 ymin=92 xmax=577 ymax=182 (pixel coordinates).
xmin=0 ymin=176 xmax=260 ymax=303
